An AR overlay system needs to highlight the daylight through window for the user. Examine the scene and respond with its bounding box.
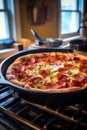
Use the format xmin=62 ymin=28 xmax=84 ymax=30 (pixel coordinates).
xmin=61 ymin=0 xmax=81 ymax=38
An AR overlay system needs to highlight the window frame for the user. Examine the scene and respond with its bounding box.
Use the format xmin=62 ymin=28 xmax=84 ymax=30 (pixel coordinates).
xmin=0 ymin=0 xmax=21 ymax=41
xmin=0 ymin=0 xmax=10 ymax=39
xmin=60 ymin=0 xmax=84 ymax=39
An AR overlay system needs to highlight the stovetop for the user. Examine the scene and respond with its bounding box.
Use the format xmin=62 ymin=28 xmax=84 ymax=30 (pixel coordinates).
xmin=0 ymin=83 xmax=87 ymax=130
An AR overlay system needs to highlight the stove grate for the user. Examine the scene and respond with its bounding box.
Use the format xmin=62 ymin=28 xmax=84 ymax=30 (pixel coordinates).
xmin=0 ymin=84 xmax=87 ymax=130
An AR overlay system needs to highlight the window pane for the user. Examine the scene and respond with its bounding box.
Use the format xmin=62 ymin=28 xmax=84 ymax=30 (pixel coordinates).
xmin=0 ymin=12 xmax=9 ymax=39
xmin=61 ymin=11 xmax=80 ymax=34
xmin=0 ymin=0 xmax=4 ymax=9
xmin=61 ymin=0 xmax=77 ymax=10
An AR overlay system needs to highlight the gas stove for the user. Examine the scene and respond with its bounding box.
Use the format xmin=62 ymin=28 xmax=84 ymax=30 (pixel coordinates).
xmin=0 ymin=46 xmax=87 ymax=130
xmin=0 ymin=83 xmax=87 ymax=130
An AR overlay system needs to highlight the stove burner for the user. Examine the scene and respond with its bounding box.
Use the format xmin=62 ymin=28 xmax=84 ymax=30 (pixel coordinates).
xmin=0 ymin=84 xmax=87 ymax=130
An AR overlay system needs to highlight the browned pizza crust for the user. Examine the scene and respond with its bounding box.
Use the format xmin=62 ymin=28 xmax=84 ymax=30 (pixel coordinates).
xmin=8 ymin=79 xmax=25 ymax=86
xmin=6 ymin=52 xmax=87 ymax=92
xmin=23 ymin=86 xmax=81 ymax=92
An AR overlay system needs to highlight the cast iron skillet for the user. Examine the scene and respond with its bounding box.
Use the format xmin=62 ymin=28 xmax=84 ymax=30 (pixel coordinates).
xmin=0 ymin=48 xmax=87 ymax=107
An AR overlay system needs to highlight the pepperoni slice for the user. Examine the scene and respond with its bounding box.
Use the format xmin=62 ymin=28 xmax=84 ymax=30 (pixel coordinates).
xmin=45 ymin=81 xmax=67 ymax=89
xmin=27 ymin=64 xmax=37 ymax=70
xmin=74 ymin=56 xmax=81 ymax=62
xmin=81 ymin=59 xmax=87 ymax=65
xmin=73 ymin=74 xmax=86 ymax=82
xmin=71 ymin=80 xmax=84 ymax=87
xmin=64 ymin=64 xmax=74 ymax=68
xmin=45 ymin=82 xmax=56 ymax=89
xmin=57 ymin=55 xmax=66 ymax=61
xmin=39 ymin=69 xmax=50 ymax=77
xmin=58 ymin=67 xmax=68 ymax=73
xmin=79 ymin=65 xmax=87 ymax=73
xmin=57 ymin=74 xmax=70 ymax=82
xmin=55 ymin=81 xmax=67 ymax=88
xmin=13 ymin=65 xmax=23 ymax=73
xmin=29 ymin=76 xmax=43 ymax=85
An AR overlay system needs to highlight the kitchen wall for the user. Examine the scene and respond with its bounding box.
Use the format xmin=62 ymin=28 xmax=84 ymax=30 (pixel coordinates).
xmin=19 ymin=0 xmax=60 ymax=41
xmin=19 ymin=0 xmax=87 ymax=41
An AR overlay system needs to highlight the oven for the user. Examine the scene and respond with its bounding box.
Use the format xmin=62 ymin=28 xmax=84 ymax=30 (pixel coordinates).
xmin=0 ymin=47 xmax=87 ymax=130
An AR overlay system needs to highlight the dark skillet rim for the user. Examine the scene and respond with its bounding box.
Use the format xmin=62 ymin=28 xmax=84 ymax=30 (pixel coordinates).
xmin=0 ymin=48 xmax=87 ymax=94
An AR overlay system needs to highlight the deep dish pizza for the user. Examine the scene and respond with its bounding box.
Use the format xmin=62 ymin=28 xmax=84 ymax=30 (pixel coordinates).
xmin=6 ymin=52 xmax=87 ymax=92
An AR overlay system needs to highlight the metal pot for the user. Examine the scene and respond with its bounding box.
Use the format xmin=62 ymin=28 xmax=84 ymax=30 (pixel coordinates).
xmin=42 ymin=38 xmax=63 ymax=47
xmin=30 ymin=29 xmax=63 ymax=47
xmin=70 ymin=39 xmax=87 ymax=52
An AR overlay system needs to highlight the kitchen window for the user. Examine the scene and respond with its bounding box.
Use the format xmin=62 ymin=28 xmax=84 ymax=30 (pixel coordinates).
xmin=60 ymin=0 xmax=84 ymax=39
xmin=0 ymin=0 xmax=21 ymax=40
xmin=0 ymin=0 xmax=9 ymax=39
